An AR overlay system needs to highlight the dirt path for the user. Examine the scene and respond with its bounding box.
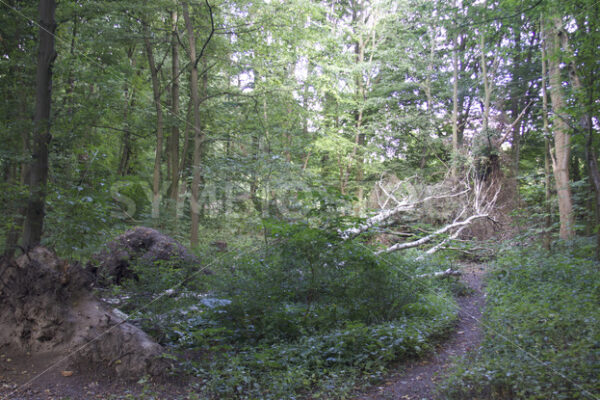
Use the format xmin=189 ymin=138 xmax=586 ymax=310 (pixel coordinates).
xmin=357 ymin=264 xmax=486 ymax=400
xmin=1 ymin=265 xmax=486 ymax=400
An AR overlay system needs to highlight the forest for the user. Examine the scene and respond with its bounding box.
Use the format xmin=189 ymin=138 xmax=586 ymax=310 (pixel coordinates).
xmin=0 ymin=0 xmax=599 ymax=399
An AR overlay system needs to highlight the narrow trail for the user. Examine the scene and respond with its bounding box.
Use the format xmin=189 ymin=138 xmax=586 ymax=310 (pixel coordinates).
xmin=357 ymin=264 xmax=486 ymax=400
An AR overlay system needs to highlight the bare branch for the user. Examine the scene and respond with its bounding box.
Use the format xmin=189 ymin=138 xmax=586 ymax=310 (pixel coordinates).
xmin=375 ymin=213 xmax=488 ymax=254
xmin=340 ymin=188 xmax=469 ymax=240
xmin=415 ymin=268 xmax=461 ymax=279
xmin=497 ymin=100 xmax=534 ymax=144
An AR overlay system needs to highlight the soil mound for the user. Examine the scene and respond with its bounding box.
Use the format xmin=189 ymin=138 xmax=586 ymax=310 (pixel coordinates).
xmin=87 ymin=226 xmax=204 ymax=285
xmin=0 ymin=247 xmax=167 ymax=377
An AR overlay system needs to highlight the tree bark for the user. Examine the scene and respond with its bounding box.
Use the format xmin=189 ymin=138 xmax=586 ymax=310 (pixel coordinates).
xmin=544 ymin=16 xmax=575 ymax=240
xmin=541 ymin=40 xmax=552 ymax=250
xmin=168 ymin=10 xmax=181 ymax=204
xmin=143 ymin=24 xmax=164 ymax=220
xmin=451 ymin=34 xmax=460 ymax=178
xmin=183 ymin=2 xmax=205 ymax=248
xmin=22 ymin=0 xmax=57 ymax=249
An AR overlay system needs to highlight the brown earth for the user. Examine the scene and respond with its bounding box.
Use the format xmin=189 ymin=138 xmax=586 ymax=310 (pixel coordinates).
xmin=0 ymin=246 xmax=172 ymax=400
xmin=0 ymin=349 xmax=189 ymax=400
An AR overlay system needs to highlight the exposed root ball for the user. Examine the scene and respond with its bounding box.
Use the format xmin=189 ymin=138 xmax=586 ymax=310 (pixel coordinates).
xmin=87 ymin=226 xmax=205 ymax=285
xmin=0 ymin=247 xmax=167 ymax=377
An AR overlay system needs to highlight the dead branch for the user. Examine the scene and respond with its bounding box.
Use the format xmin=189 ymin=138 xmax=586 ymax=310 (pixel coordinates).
xmin=341 ymin=188 xmax=469 ymax=240
xmin=343 ymin=169 xmax=500 ymax=256
xmin=497 ymin=100 xmax=534 ymax=145
xmin=376 ymin=213 xmax=488 ymax=254
xmin=415 ymin=268 xmax=461 ymax=279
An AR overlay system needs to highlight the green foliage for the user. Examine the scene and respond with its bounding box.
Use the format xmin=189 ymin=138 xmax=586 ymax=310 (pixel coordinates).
xmin=111 ymin=222 xmax=458 ymax=399
xmin=188 ymin=304 xmax=456 ymax=400
xmin=202 ymin=222 xmax=428 ymax=343
xmin=43 ymin=180 xmax=114 ymax=258
xmin=438 ymin=244 xmax=600 ymax=399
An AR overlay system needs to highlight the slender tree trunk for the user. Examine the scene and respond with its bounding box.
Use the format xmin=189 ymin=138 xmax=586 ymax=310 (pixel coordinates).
xmin=183 ymin=2 xmax=204 ymax=248
xmin=23 ymin=0 xmax=57 ymax=249
xmin=249 ymin=131 xmax=262 ymax=213
xmin=143 ymin=25 xmax=164 ymax=220
xmin=118 ymin=47 xmax=138 ymax=177
xmin=545 ymin=16 xmax=575 ymax=240
xmin=585 ymin=124 xmax=600 ymax=260
xmin=451 ymin=35 xmax=460 ymax=178
xmin=541 ymin=44 xmax=552 ymax=249
xmin=354 ymin=30 xmax=366 ymax=215
xmin=168 ymin=11 xmax=181 ymax=204
xmin=176 ymin=102 xmax=193 ymax=219
xmin=480 ymin=34 xmax=492 ymax=133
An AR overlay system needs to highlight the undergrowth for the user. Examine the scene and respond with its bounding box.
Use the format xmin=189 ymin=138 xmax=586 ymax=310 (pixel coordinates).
xmin=116 ymin=220 xmax=459 ymax=399
xmin=438 ymin=238 xmax=600 ymax=400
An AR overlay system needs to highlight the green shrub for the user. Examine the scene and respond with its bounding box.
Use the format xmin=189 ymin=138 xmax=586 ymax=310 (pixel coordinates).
xmin=170 ymin=221 xmax=459 ymax=398
xmin=438 ymin=245 xmax=600 ymax=399
xmin=188 ymin=293 xmax=457 ymax=399
xmin=113 ymin=220 xmax=460 ymax=398
xmin=201 ymin=221 xmax=442 ymax=343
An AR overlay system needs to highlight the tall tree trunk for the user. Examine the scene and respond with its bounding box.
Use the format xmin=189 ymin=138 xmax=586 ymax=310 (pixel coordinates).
xmin=23 ymin=0 xmax=57 ymax=249
xmin=176 ymin=103 xmax=193 ymax=220
xmin=353 ymin=23 xmax=366 ymax=215
xmin=451 ymin=35 xmax=460 ymax=178
xmin=143 ymin=25 xmax=164 ymax=220
xmin=585 ymin=123 xmax=600 ymax=260
xmin=118 ymin=47 xmax=138 ymax=177
xmin=541 ymin=43 xmax=552 ymax=249
xmin=545 ymin=16 xmax=575 ymax=240
xmin=168 ymin=11 xmax=181 ymax=204
xmin=183 ymin=2 xmax=204 ymax=248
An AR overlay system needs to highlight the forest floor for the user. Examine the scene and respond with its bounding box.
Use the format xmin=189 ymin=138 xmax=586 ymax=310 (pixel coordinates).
xmin=0 ymin=349 xmax=189 ymax=400
xmin=0 ymin=264 xmax=486 ymax=400
xmin=356 ymin=263 xmax=486 ymax=400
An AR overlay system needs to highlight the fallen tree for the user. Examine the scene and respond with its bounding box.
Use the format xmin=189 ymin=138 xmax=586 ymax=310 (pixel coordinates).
xmin=0 ymin=246 xmax=168 ymax=377
xmin=340 ymin=188 xmax=469 ymax=240
xmin=377 ymin=213 xmax=488 ymax=255
xmin=342 ymin=169 xmax=500 ymax=256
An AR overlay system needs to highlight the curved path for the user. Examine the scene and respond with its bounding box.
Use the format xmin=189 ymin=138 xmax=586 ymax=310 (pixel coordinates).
xmin=357 ymin=264 xmax=486 ymax=400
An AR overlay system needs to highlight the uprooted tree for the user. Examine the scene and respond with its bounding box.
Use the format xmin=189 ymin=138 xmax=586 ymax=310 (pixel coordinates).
xmin=0 ymin=247 xmax=168 ymax=378
xmin=0 ymin=227 xmax=204 ymax=379
xmin=341 ymin=168 xmax=500 ymax=257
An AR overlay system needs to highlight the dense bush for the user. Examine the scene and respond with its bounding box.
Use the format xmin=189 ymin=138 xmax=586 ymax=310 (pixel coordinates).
xmin=116 ymin=221 xmax=459 ymax=398
xmin=438 ymin=242 xmax=600 ymax=400
xmin=202 ymin=222 xmax=430 ymax=343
